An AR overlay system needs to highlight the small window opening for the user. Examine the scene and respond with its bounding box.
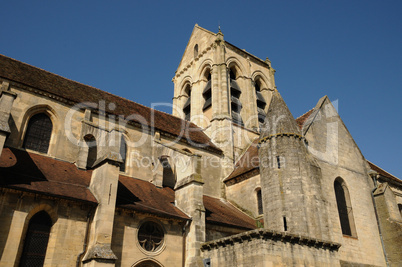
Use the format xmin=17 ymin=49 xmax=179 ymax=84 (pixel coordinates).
xmin=276 ymin=156 xmax=281 ymax=169
xmin=23 ymin=113 xmax=53 ymax=154
xmin=283 ymin=216 xmax=287 ymax=231
xmin=194 ymin=44 xmax=199 ymax=58
xmin=257 ymin=189 xmax=263 ymax=215
xmin=119 ymin=136 xmax=127 ymax=172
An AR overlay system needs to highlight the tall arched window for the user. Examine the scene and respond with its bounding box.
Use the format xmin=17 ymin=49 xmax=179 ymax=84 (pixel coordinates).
xmin=334 ymin=178 xmax=356 ymax=237
xmin=23 ymin=113 xmax=53 ymax=153
xmin=183 ymin=84 xmax=191 ymax=121
xmin=256 ymin=188 xmax=263 ymax=215
xmin=120 ymin=135 xmax=127 ymax=172
xmin=202 ymin=72 xmax=212 ymax=111
xmin=20 ymin=211 xmax=52 ymax=266
xmin=255 ymin=80 xmax=267 ymax=126
xmin=229 ymin=68 xmax=243 ymax=126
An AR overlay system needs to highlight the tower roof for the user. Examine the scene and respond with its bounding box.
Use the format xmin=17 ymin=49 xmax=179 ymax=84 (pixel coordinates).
xmin=260 ymin=90 xmax=301 ymax=139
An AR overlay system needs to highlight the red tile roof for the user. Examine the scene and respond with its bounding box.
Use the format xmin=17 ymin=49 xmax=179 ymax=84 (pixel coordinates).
xmin=224 ymin=138 xmax=259 ymax=183
xmin=1 ymin=147 xmax=257 ymax=227
xmin=203 ymin=195 xmax=256 ymax=230
xmin=0 ymin=147 xmax=97 ymax=204
xmin=296 ymin=108 xmax=314 ymax=129
xmin=0 ymin=54 xmax=221 ymax=154
xmin=117 ymin=175 xmax=189 ymax=220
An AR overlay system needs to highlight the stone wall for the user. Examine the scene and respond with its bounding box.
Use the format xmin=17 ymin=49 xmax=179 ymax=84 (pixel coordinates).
xmin=0 ymin=189 xmax=92 ymax=267
xmin=201 ymin=229 xmax=341 ymax=267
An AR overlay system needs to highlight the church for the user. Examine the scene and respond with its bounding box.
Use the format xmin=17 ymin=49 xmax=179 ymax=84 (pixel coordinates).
xmin=0 ymin=24 xmax=401 ymax=267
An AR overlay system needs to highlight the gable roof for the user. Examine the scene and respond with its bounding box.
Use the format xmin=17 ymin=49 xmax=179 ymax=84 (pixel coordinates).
xmin=0 ymin=54 xmax=221 ymax=154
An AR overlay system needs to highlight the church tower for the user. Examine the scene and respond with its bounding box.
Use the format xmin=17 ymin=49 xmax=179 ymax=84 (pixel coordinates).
xmin=258 ymin=90 xmax=331 ymax=241
xmin=172 ymin=24 xmax=276 ymax=170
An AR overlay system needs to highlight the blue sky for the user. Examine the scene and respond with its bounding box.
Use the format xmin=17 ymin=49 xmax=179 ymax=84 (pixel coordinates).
xmin=2 ymin=1 xmax=401 ymax=178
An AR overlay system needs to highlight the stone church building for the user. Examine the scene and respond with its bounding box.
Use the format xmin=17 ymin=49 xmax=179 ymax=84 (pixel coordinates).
xmin=0 ymin=25 xmax=401 ymax=266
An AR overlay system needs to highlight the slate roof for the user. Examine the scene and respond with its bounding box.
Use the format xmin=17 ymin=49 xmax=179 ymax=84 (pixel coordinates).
xmin=0 ymin=54 xmax=221 ymax=154
xmin=0 ymin=147 xmax=97 ymax=204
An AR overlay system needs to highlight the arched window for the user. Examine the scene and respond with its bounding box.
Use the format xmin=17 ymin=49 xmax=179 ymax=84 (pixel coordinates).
xmin=20 ymin=211 xmax=52 ymax=266
xmin=85 ymin=135 xmax=97 ymax=169
xmin=256 ymin=189 xmax=263 ymax=215
xmin=334 ymin=178 xmax=356 ymax=237
xmin=202 ymin=72 xmax=212 ymax=111
xmin=120 ymin=135 xmax=127 ymax=172
xmin=23 ymin=113 xmax=53 ymax=153
xmin=229 ymin=68 xmax=243 ymax=126
xmin=255 ymin=80 xmax=267 ymax=126
xmin=134 ymin=260 xmax=162 ymax=267
xmin=398 ymin=204 xmax=402 ymax=217
xmin=183 ymin=84 xmax=191 ymax=121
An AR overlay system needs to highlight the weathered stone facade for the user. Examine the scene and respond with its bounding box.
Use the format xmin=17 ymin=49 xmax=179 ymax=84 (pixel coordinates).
xmin=0 ymin=24 xmax=401 ymax=267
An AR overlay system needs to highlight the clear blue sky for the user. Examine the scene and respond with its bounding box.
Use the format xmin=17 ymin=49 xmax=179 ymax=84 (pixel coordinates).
xmin=2 ymin=1 xmax=401 ymax=178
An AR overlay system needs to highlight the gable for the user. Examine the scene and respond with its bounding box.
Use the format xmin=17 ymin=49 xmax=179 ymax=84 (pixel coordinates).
xmin=176 ymin=24 xmax=217 ymax=72
xmin=303 ymin=96 xmax=367 ymax=173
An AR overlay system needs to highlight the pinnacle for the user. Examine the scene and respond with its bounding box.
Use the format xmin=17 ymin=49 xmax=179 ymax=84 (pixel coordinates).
xmin=260 ymin=90 xmax=301 ymax=139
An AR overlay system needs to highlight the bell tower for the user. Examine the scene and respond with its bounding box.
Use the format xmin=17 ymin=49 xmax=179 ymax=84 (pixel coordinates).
xmin=172 ymin=24 xmax=276 ymax=169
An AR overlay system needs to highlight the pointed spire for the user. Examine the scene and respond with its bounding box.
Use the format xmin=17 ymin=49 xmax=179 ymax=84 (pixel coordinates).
xmin=260 ymin=90 xmax=301 ymax=139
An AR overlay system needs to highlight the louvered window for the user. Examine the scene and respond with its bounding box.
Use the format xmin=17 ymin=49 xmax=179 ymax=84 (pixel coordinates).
xmin=255 ymin=82 xmax=266 ymax=125
xmin=19 ymin=211 xmax=52 ymax=267
xmin=202 ymin=75 xmax=212 ymax=111
xmin=23 ymin=113 xmax=52 ymax=154
xmin=183 ymin=85 xmax=191 ymax=121
xmin=230 ymin=70 xmax=243 ymax=126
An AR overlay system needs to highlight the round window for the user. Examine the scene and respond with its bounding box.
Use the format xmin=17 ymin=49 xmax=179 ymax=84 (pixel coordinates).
xmin=138 ymin=221 xmax=164 ymax=252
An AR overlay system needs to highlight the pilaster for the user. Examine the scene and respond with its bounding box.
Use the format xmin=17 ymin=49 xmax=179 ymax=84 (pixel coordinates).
xmin=82 ymin=133 xmax=123 ymax=266
xmin=0 ymin=82 xmax=17 ymax=154
xmin=175 ymin=155 xmax=205 ymax=267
